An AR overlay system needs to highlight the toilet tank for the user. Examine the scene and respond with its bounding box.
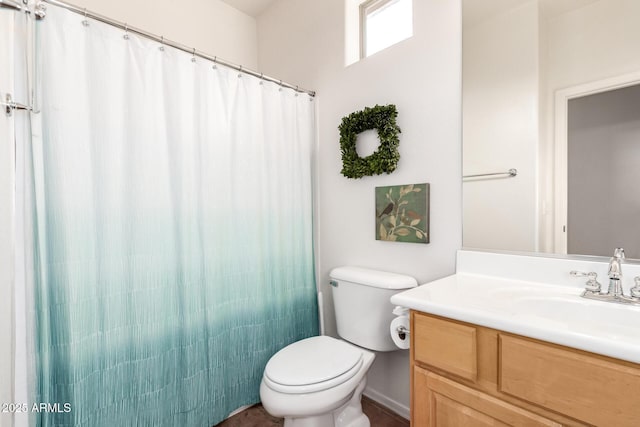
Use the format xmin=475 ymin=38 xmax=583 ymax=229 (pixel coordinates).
xmin=329 ymin=266 xmax=417 ymax=352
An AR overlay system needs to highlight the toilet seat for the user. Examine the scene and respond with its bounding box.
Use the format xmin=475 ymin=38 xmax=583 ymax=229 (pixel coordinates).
xmin=263 ymin=336 xmax=364 ymax=394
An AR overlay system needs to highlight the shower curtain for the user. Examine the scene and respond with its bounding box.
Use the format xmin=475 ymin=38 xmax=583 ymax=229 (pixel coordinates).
xmin=28 ymin=5 xmax=318 ymax=426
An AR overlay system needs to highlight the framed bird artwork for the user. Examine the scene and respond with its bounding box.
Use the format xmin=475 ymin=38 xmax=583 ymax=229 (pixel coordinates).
xmin=375 ymin=183 xmax=429 ymax=243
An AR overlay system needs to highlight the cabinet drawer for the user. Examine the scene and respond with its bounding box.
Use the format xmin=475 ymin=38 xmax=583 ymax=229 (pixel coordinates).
xmin=500 ymin=334 xmax=640 ymax=427
xmin=413 ymin=313 xmax=477 ymax=381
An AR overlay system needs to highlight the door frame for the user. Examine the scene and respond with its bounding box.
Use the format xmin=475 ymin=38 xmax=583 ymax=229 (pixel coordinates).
xmin=553 ymin=71 xmax=640 ymax=253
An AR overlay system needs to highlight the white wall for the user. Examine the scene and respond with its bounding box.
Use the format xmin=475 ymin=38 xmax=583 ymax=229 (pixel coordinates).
xmin=78 ymin=0 xmax=258 ymax=68
xmin=258 ymin=0 xmax=462 ymax=416
xmin=462 ymin=1 xmax=539 ymax=252
xmin=545 ymin=0 xmax=640 ymax=90
xmin=0 ymin=14 xmax=15 ymax=427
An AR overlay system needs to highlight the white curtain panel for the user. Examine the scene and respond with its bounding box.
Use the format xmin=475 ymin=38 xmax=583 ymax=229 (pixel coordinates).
xmin=0 ymin=12 xmax=16 ymax=427
xmin=29 ymin=5 xmax=317 ymax=426
xmin=0 ymin=9 xmax=35 ymax=427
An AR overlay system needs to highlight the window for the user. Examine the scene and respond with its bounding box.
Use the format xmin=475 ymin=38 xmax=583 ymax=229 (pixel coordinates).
xmin=360 ymin=0 xmax=413 ymax=58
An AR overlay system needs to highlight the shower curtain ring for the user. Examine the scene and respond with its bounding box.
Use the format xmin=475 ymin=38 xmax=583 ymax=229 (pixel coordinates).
xmin=212 ymin=56 xmax=217 ymax=69
xmin=295 ymin=85 xmax=299 ymax=96
xmin=123 ymin=23 xmax=129 ymax=40
xmin=191 ymin=48 xmax=196 ymax=63
xmin=159 ymin=36 xmax=165 ymax=51
xmin=259 ymin=73 xmax=264 ymax=85
xmin=278 ymin=80 xmax=283 ymax=92
xmin=238 ymin=65 xmax=243 ymax=78
xmin=81 ymin=8 xmax=89 ymax=26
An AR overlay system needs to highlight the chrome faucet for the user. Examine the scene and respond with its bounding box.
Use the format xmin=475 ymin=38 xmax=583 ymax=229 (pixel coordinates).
xmin=607 ymin=247 xmax=625 ymax=297
xmin=571 ymin=247 xmax=640 ymax=306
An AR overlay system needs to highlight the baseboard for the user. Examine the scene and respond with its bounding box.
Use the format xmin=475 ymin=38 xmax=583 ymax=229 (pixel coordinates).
xmin=363 ymin=387 xmax=410 ymax=420
xmin=226 ymin=403 xmax=253 ymax=419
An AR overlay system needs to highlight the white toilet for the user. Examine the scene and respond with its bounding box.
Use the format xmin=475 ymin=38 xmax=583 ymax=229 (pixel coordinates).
xmin=260 ymin=266 xmax=418 ymax=427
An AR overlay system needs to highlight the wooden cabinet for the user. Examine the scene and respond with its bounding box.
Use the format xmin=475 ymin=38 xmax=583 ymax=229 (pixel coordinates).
xmin=410 ymin=311 xmax=640 ymax=427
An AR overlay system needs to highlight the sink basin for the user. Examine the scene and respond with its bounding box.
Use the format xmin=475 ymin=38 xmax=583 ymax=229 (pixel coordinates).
xmin=512 ymin=296 xmax=640 ymax=339
xmin=390 ymin=273 xmax=640 ymax=363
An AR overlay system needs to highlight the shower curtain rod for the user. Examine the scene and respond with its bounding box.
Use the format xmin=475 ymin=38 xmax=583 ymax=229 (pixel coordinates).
xmin=1 ymin=0 xmax=45 ymax=18
xmin=37 ymin=0 xmax=316 ymax=97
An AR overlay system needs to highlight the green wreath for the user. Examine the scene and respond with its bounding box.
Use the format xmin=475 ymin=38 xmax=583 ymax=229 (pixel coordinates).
xmin=339 ymin=104 xmax=401 ymax=179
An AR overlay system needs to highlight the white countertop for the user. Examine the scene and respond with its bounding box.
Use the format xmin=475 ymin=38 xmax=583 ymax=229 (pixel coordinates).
xmin=391 ymin=272 xmax=640 ymax=364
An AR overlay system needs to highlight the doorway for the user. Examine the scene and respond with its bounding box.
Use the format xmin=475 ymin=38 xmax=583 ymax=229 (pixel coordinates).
xmin=553 ymin=72 xmax=640 ymax=257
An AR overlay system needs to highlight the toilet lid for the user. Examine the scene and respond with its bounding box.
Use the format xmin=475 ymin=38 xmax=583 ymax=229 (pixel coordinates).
xmin=264 ymin=336 xmax=363 ymax=393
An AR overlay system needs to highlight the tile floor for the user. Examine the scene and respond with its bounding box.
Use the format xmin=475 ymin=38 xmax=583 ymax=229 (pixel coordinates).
xmin=215 ymin=397 xmax=409 ymax=427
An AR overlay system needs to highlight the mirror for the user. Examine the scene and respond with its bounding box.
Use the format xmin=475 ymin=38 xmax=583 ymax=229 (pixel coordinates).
xmin=462 ymin=0 xmax=640 ymax=259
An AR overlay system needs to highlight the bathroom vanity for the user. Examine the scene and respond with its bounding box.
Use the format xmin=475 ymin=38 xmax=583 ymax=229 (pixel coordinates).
xmin=392 ymin=251 xmax=640 ymax=427
xmin=410 ymin=311 xmax=640 ymax=426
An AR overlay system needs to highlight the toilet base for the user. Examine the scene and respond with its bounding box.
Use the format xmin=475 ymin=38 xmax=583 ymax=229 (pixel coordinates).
xmin=282 ymin=377 xmax=370 ymax=427
xmin=283 ymin=413 xmax=334 ymax=427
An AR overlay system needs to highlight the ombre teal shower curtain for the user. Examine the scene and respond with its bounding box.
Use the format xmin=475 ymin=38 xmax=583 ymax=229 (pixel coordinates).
xmin=28 ymin=5 xmax=318 ymax=426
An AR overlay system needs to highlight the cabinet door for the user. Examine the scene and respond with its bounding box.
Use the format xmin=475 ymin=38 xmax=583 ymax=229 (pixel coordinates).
xmin=413 ymin=367 xmax=561 ymax=427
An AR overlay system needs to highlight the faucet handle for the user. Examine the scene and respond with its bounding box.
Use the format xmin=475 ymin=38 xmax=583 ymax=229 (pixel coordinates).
xmin=570 ymin=271 xmax=601 ymax=292
xmin=631 ymin=277 xmax=640 ymax=298
xmin=614 ymin=248 xmax=626 ymax=260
